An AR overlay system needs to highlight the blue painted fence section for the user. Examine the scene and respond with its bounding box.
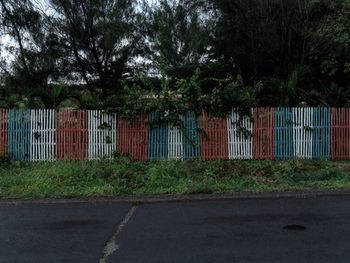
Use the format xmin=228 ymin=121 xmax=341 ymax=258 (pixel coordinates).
xmin=275 ymin=107 xmax=293 ymax=160
xmin=148 ymin=112 xmax=168 ymax=160
xmin=8 ymin=109 xmax=32 ymax=160
xmin=313 ymin=108 xmax=331 ymax=159
xmin=182 ymin=112 xmax=200 ymax=160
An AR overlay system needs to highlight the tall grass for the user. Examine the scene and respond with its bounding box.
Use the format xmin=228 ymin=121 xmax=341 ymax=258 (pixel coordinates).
xmin=0 ymin=158 xmax=349 ymax=198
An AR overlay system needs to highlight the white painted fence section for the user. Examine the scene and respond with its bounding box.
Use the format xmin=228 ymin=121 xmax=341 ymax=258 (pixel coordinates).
xmin=227 ymin=109 xmax=253 ymax=159
xmin=168 ymin=125 xmax=183 ymax=160
xmin=31 ymin=109 xmax=56 ymax=161
xmin=292 ymin=108 xmax=313 ymax=159
xmin=88 ymin=110 xmax=117 ymax=159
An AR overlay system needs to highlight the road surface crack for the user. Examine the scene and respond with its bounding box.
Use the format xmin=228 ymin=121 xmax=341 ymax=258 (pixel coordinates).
xmin=99 ymin=205 xmax=138 ymax=263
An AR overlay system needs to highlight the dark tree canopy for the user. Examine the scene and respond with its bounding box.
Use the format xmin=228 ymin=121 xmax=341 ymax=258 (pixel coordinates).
xmin=0 ymin=0 xmax=349 ymax=110
xmin=47 ymin=0 xmax=142 ymax=97
xmin=142 ymin=0 xmax=212 ymax=79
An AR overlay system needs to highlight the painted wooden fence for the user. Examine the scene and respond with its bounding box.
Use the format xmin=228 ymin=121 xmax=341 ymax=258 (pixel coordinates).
xmin=148 ymin=112 xmax=168 ymax=160
xmin=0 ymin=108 xmax=348 ymax=161
xmin=168 ymin=124 xmax=183 ymax=160
xmin=200 ymin=112 xmax=228 ymax=160
xmin=227 ymin=109 xmax=253 ymax=159
xmin=182 ymin=112 xmax=200 ymax=160
xmin=253 ymin=108 xmax=274 ymax=160
xmin=117 ymin=114 xmax=148 ymax=161
xmin=56 ymin=110 xmax=88 ymax=160
xmin=0 ymin=109 xmax=8 ymax=156
xmin=31 ymin=109 xmax=56 ymax=161
xmin=88 ymin=110 xmax=117 ymax=160
xmin=332 ymin=108 xmax=350 ymax=160
xmin=8 ymin=109 xmax=32 ymax=161
xmin=275 ymin=107 xmax=294 ymax=160
xmin=313 ymin=108 xmax=331 ymax=160
xmin=292 ymin=107 xmax=314 ymax=159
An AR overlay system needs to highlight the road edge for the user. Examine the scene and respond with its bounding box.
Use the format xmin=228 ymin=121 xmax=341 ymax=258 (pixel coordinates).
xmin=1 ymin=189 xmax=350 ymax=205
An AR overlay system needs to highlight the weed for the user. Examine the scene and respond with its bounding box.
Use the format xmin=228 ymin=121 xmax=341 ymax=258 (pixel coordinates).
xmin=0 ymin=159 xmax=349 ymax=198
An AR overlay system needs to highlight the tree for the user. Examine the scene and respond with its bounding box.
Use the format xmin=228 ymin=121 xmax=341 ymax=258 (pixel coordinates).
xmin=208 ymin=0 xmax=313 ymax=85
xmin=45 ymin=0 xmax=142 ymax=99
xmin=303 ymin=0 xmax=350 ymax=106
xmin=0 ymin=0 xmax=67 ymax=107
xmin=0 ymin=0 xmax=349 ymax=109
xmin=142 ymin=0 xmax=212 ymax=80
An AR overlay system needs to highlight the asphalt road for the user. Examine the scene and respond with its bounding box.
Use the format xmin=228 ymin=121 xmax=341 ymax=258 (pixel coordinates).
xmin=1 ymin=195 xmax=350 ymax=262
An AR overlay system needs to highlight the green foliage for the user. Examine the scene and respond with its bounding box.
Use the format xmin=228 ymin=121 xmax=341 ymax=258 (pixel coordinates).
xmin=143 ymin=0 xmax=212 ymax=79
xmin=257 ymin=66 xmax=306 ymax=106
xmin=0 ymin=159 xmax=350 ymax=198
xmin=114 ymin=69 xmax=256 ymax=133
xmin=176 ymin=69 xmax=204 ymax=115
xmin=208 ymin=76 xmax=259 ymax=114
xmin=0 ymin=94 xmax=29 ymax=108
xmin=108 ymin=80 xmax=150 ymax=120
xmin=303 ymin=0 xmax=350 ymax=106
xmin=1 ymin=0 xmax=350 ymax=109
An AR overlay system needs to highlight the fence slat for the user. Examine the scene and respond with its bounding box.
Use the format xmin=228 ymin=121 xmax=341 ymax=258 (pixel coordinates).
xmin=200 ymin=111 xmax=228 ymax=160
xmin=227 ymin=109 xmax=253 ymax=159
xmin=253 ymin=108 xmax=274 ymax=160
xmin=31 ymin=109 xmax=56 ymax=161
xmin=56 ymin=110 xmax=88 ymax=160
xmin=168 ymin=123 xmax=183 ymax=160
xmin=117 ymin=114 xmax=148 ymax=161
xmin=0 ymin=109 xmax=8 ymax=157
xmin=331 ymin=108 xmax=350 ymax=160
xmin=313 ymin=108 xmax=331 ymax=160
xmin=88 ymin=110 xmax=117 ymax=160
xmin=148 ymin=112 xmax=168 ymax=160
xmin=292 ymin=107 xmax=313 ymax=159
xmin=182 ymin=112 xmax=200 ymax=160
xmin=275 ymin=107 xmax=293 ymax=160
xmin=8 ymin=109 xmax=32 ymax=161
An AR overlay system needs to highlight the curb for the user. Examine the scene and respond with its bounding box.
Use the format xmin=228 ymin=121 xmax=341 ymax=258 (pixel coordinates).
xmin=1 ymin=189 xmax=350 ymax=205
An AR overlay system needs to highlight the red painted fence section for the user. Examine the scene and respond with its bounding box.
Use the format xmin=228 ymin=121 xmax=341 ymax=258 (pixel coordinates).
xmin=331 ymin=108 xmax=350 ymax=160
xmin=253 ymin=108 xmax=275 ymax=160
xmin=56 ymin=110 xmax=88 ymax=160
xmin=117 ymin=115 xmax=148 ymax=161
xmin=200 ymin=112 xmax=228 ymax=160
xmin=0 ymin=109 xmax=8 ymax=156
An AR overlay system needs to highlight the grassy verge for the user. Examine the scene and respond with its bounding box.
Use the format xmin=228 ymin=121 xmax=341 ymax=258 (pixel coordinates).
xmin=0 ymin=158 xmax=350 ymax=199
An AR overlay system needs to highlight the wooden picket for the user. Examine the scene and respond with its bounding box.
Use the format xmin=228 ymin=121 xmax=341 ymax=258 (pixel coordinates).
xmin=182 ymin=112 xmax=200 ymax=160
xmin=275 ymin=107 xmax=293 ymax=160
xmin=117 ymin=114 xmax=148 ymax=161
xmin=56 ymin=110 xmax=88 ymax=160
xmin=200 ymin=111 xmax=228 ymax=160
xmin=313 ymin=108 xmax=331 ymax=159
xmin=227 ymin=109 xmax=253 ymax=159
xmin=31 ymin=109 xmax=56 ymax=161
xmin=148 ymin=112 xmax=168 ymax=160
xmin=0 ymin=109 xmax=8 ymax=157
xmin=331 ymin=108 xmax=350 ymax=160
xmin=8 ymin=109 xmax=32 ymax=161
xmin=88 ymin=110 xmax=117 ymax=160
xmin=253 ymin=108 xmax=274 ymax=160
xmin=292 ymin=107 xmax=313 ymax=159
xmin=168 ymin=124 xmax=183 ymax=160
